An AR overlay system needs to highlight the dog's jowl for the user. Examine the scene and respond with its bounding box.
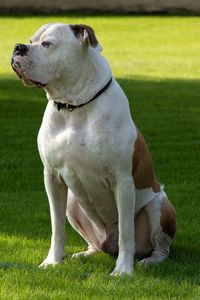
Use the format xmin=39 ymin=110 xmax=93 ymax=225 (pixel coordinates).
xmin=11 ymin=23 xmax=176 ymax=276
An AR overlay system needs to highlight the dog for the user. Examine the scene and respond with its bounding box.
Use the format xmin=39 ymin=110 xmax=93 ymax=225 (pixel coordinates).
xmin=11 ymin=23 xmax=176 ymax=276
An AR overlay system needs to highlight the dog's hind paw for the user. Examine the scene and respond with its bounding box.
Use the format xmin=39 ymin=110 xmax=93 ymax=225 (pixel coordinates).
xmin=138 ymin=254 xmax=167 ymax=267
xmin=71 ymin=246 xmax=97 ymax=259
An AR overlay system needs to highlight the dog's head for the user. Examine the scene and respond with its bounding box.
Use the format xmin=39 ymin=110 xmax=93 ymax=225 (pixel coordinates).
xmin=11 ymin=23 xmax=102 ymax=88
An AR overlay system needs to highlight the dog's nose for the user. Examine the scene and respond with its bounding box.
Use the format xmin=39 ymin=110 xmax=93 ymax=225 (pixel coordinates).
xmin=14 ymin=43 xmax=28 ymax=56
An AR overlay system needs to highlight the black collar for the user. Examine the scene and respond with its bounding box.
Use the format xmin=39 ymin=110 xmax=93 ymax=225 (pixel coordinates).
xmin=54 ymin=77 xmax=112 ymax=112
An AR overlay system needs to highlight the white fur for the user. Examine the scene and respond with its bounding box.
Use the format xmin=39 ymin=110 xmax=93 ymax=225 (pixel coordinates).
xmin=12 ymin=23 xmax=168 ymax=275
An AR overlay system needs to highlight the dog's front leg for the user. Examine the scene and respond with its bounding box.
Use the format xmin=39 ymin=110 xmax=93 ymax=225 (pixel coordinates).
xmin=39 ymin=169 xmax=68 ymax=268
xmin=111 ymin=178 xmax=135 ymax=276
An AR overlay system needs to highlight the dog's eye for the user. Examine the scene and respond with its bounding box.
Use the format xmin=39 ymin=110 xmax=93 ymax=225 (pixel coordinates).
xmin=42 ymin=41 xmax=52 ymax=48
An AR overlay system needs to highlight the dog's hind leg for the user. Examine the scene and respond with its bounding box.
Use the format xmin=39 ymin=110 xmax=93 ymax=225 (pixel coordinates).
xmin=66 ymin=190 xmax=106 ymax=258
xmin=139 ymin=193 xmax=176 ymax=267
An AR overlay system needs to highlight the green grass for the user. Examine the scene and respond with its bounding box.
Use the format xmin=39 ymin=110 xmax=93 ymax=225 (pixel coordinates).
xmin=0 ymin=14 xmax=200 ymax=299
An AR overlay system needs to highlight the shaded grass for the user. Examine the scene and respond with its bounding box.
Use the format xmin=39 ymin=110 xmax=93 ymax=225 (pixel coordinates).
xmin=0 ymin=15 xmax=200 ymax=300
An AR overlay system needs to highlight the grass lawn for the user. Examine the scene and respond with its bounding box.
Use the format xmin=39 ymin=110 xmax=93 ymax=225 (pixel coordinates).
xmin=0 ymin=14 xmax=200 ymax=300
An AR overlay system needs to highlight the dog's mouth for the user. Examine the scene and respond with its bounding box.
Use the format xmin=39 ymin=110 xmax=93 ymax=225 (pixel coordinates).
xmin=11 ymin=59 xmax=22 ymax=79
xmin=11 ymin=56 xmax=47 ymax=88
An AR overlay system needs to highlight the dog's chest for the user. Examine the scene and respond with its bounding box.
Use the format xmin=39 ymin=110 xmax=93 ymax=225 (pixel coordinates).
xmin=39 ymin=120 xmax=90 ymax=169
xmin=38 ymin=105 xmax=118 ymax=173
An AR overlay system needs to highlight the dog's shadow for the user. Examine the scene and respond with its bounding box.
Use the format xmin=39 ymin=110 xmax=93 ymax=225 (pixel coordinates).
xmin=0 ymin=261 xmax=35 ymax=271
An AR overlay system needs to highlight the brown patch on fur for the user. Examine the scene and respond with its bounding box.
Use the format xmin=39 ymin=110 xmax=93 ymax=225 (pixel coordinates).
xmin=70 ymin=24 xmax=98 ymax=48
xmin=160 ymin=198 xmax=176 ymax=238
xmin=132 ymin=129 xmax=160 ymax=192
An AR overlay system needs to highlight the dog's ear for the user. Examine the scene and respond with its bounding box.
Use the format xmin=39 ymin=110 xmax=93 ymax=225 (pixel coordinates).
xmin=70 ymin=24 xmax=103 ymax=52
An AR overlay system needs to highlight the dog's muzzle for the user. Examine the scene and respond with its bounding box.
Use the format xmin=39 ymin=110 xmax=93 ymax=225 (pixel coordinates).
xmin=11 ymin=44 xmax=47 ymax=88
xmin=11 ymin=44 xmax=29 ymax=77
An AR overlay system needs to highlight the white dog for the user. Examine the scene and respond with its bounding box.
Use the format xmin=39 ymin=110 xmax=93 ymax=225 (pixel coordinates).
xmin=11 ymin=23 xmax=176 ymax=275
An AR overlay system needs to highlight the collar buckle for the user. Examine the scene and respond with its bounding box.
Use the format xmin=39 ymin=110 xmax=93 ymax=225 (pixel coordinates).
xmin=66 ymin=104 xmax=74 ymax=112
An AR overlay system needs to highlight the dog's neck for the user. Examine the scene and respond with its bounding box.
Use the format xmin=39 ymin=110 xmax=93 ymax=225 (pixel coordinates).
xmin=44 ymin=48 xmax=112 ymax=107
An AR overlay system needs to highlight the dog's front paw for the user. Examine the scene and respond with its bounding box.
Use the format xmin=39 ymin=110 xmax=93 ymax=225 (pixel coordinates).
xmin=110 ymin=264 xmax=133 ymax=276
xmin=39 ymin=254 xmax=66 ymax=269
